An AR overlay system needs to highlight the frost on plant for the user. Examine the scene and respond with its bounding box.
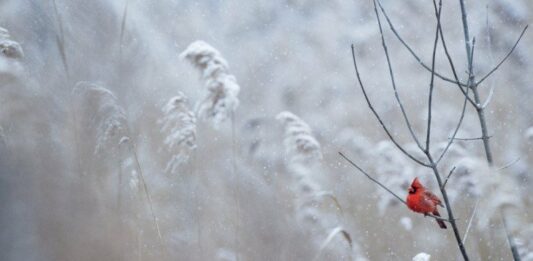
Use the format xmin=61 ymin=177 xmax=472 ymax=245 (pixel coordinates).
xmin=277 ymin=111 xmax=364 ymax=260
xmin=73 ymin=81 xmax=128 ymax=155
xmin=180 ymin=40 xmax=240 ymax=128
xmin=0 ymin=27 xmax=24 ymax=78
xmin=158 ymin=92 xmax=197 ymax=174
xmin=276 ymin=111 xmax=322 ymax=166
xmin=0 ymin=27 xmax=23 ymax=59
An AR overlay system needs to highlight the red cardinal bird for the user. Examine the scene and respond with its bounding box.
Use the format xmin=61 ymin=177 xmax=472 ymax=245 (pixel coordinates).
xmin=406 ymin=177 xmax=447 ymax=229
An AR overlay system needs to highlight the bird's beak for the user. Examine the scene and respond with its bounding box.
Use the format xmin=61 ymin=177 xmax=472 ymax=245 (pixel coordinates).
xmin=408 ymin=187 xmax=414 ymax=193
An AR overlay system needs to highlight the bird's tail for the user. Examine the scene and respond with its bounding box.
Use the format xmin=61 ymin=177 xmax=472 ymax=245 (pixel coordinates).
xmin=433 ymin=209 xmax=447 ymax=229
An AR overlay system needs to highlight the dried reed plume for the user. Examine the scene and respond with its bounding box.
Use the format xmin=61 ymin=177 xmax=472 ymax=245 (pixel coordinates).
xmin=73 ymin=81 xmax=164 ymax=243
xmin=73 ymin=82 xmax=128 ymax=155
xmin=158 ymin=92 xmax=197 ymax=174
xmin=276 ymin=111 xmax=322 ymax=166
xmin=277 ymin=111 xmax=364 ymax=261
xmin=180 ymin=40 xmax=240 ymax=128
xmin=0 ymin=27 xmax=24 ymax=78
xmin=0 ymin=27 xmax=23 ymax=59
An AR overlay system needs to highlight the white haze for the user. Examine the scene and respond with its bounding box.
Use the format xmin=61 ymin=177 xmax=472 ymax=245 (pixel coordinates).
xmin=0 ymin=0 xmax=531 ymax=260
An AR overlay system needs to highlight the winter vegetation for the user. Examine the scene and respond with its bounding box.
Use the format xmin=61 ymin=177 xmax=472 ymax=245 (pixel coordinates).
xmin=0 ymin=0 xmax=531 ymax=260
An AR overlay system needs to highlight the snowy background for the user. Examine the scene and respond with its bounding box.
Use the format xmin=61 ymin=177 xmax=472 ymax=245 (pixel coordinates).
xmin=0 ymin=0 xmax=531 ymax=260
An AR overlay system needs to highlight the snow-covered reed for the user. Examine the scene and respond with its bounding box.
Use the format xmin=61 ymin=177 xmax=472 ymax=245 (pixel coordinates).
xmin=276 ymin=111 xmax=322 ymax=166
xmin=180 ymin=41 xmax=240 ymax=128
xmin=159 ymin=92 xmax=197 ymax=174
xmin=0 ymin=27 xmax=23 ymax=78
xmin=277 ymin=111 xmax=364 ymax=261
xmin=0 ymin=27 xmax=23 ymax=59
xmin=73 ymin=82 xmax=128 ymax=155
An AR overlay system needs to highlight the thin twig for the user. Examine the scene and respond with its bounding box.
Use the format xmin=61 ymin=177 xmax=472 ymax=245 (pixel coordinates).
xmin=435 ymin=39 xmax=473 ymax=164
xmin=449 ymin=136 xmax=492 ymax=141
xmin=481 ymin=6 xmax=496 ymax=110
xmin=462 ymin=199 xmax=479 ymax=244
xmin=475 ymin=26 xmax=528 ymax=87
xmin=376 ymin=0 xmax=468 ymax=87
xmin=52 ymin=0 xmax=69 ymax=79
xmin=436 ymin=80 xmax=470 ymax=164
xmin=425 ymin=0 xmax=442 ymax=152
xmin=117 ymin=159 xmax=123 ymax=211
xmin=458 ymin=1 xmax=521 ymax=260
xmin=501 ymin=212 xmax=521 ymax=261
xmin=428 ymin=2 xmax=469 ymax=260
xmin=119 ymin=0 xmax=129 ymax=59
xmin=497 ymin=157 xmax=520 ymax=171
xmin=231 ymin=111 xmax=241 ymax=261
xmin=339 ymin=152 xmax=405 ymax=204
xmin=338 ymin=152 xmax=448 ymax=222
xmin=130 ymin=143 xmax=164 ymax=243
xmin=350 ymin=45 xmax=429 ymax=167
xmin=430 ymin=2 xmax=477 ymax=107
xmin=373 ymin=0 xmax=424 ymax=151
xmin=441 ymin=166 xmax=456 ymax=189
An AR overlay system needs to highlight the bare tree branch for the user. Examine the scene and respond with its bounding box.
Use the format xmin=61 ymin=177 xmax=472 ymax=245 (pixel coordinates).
xmin=497 ymin=157 xmax=521 ymax=171
xmin=419 ymin=2 xmax=471 ymax=260
xmin=352 ymin=0 xmax=479 ymax=261
xmin=429 ymin=4 xmax=478 ymax=108
xmin=350 ymin=44 xmax=430 ymax=167
xmin=436 ymin=40 xmax=473 ymax=164
xmin=475 ymin=26 xmax=528 ymax=87
xmin=52 ymin=0 xmax=69 ymax=79
xmin=376 ymin=0 xmax=468 ymax=88
xmin=373 ymin=0 xmax=424 ymax=152
xmin=449 ymin=136 xmax=492 ymax=141
xmin=338 ymin=152 xmax=449 ymax=222
xmin=481 ymin=10 xmax=496 ymax=110
xmin=441 ymin=166 xmax=456 ymax=189
xmin=126 ymin=141 xmax=165 ymax=248
xmin=424 ymin=0 xmax=442 ymax=153
xmin=458 ymin=1 xmax=521 ymax=260
xmin=339 ymin=152 xmax=405 ymax=205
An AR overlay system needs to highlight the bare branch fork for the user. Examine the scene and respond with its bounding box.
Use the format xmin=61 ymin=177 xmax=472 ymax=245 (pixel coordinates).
xmin=376 ymin=1 xmax=528 ymax=111
xmin=441 ymin=166 xmax=456 ymax=190
xmin=475 ymin=25 xmax=528 ymax=87
xmin=374 ymin=1 xmax=467 ymax=88
xmin=343 ymin=0 xmax=471 ymax=259
xmin=457 ymin=1 xmax=527 ymax=259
